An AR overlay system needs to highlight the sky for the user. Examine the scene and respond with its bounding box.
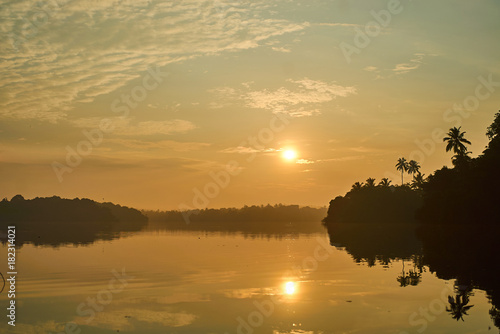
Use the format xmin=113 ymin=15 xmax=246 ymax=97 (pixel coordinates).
xmin=1 ymin=0 xmax=499 ymax=210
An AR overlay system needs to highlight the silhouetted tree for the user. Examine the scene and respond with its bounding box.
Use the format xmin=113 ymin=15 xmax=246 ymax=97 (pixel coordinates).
xmin=410 ymin=172 xmax=426 ymax=190
xmin=150 ymin=204 xmax=327 ymax=234
xmin=447 ymin=293 xmax=474 ymax=321
xmin=395 ymin=157 xmax=409 ymax=185
xmin=443 ymin=127 xmax=471 ymax=158
xmin=486 ymin=111 xmax=500 ymax=140
xmin=378 ymin=178 xmax=391 ymax=187
xmin=451 ymin=153 xmax=473 ymax=167
xmin=351 ymin=182 xmax=363 ymax=191
xmin=490 ymin=307 xmax=500 ymax=330
xmin=11 ymin=194 xmax=25 ymax=202
xmin=408 ymin=160 xmax=421 ymax=177
xmin=396 ymin=259 xmax=422 ymax=287
xmin=365 ymin=178 xmax=376 ymax=188
xmin=0 ymin=195 xmax=148 ymax=247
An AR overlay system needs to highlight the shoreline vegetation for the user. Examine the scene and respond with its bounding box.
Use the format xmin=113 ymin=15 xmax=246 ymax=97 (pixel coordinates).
xmin=145 ymin=204 xmax=327 ymax=234
xmin=0 ymin=197 xmax=327 ymax=246
xmin=0 ymin=195 xmax=148 ymax=247
xmin=0 ymin=111 xmax=498 ymax=327
xmin=323 ymin=110 xmax=500 ymax=226
xmin=322 ymin=110 xmax=500 ymax=328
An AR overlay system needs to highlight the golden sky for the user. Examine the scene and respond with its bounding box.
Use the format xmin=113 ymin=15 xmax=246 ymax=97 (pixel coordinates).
xmin=1 ymin=0 xmax=499 ymax=210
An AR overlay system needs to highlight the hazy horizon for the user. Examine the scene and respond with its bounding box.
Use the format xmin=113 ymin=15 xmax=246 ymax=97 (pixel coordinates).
xmin=1 ymin=0 xmax=499 ymax=210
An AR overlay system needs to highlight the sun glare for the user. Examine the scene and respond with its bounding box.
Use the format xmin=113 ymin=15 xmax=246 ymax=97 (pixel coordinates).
xmin=285 ymin=281 xmax=296 ymax=295
xmin=283 ymin=149 xmax=297 ymax=161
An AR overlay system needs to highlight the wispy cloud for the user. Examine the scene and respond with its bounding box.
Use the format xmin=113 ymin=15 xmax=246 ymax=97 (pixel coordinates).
xmin=106 ymin=139 xmax=210 ymax=151
xmin=393 ymin=54 xmax=426 ymax=75
xmin=363 ymin=66 xmax=379 ymax=72
xmin=220 ymin=146 xmax=278 ymax=154
xmin=123 ymin=120 xmax=196 ymax=136
xmin=211 ymin=78 xmax=356 ymax=117
xmin=0 ymin=0 xmax=308 ymax=122
xmin=296 ymin=155 xmax=365 ymax=165
xmin=72 ymin=117 xmax=196 ymax=136
xmin=245 ymin=78 xmax=356 ymax=116
xmin=296 ymin=159 xmax=315 ymax=164
xmin=318 ymin=23 xmax=362 ymax=28
xmin=272 ymin=46 xmax=291 ymax=53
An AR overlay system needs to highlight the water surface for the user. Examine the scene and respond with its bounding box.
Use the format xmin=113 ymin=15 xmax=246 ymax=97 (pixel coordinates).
xmin=1 ymin=227 xmax=497 ymax=333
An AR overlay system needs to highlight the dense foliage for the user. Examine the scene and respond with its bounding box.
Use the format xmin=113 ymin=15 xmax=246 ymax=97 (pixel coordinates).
xmin=324 ymin=185 xmax=422 ymax=224
xmin=325 ymin=111 xmax=500 ymax=226
xmin=418 ymin=112 xmax=500 ymax=224
xmin=0 ymin=195 xmax=147 ymax=247
xmin=323 ymin=111 xmax=500 ymax=329
xmin=145 ymin=204 xmax=327 ymax=234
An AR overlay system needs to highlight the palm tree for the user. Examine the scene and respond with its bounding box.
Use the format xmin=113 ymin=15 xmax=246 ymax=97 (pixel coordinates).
xmin=365 ymin=178 xmax=376 ymax=188
xmin=351 ymin=182 xmax=363 ymax=191
xmin=443 ymin=127 xmax=472 ymax=157
xmin=395 ymin=158 xmax=409 ymax=185
xmin=408 ymin=270 xmax=422 ymax=286
xmin=446 ymin=294 xmax=474 ymax=321
xmin=397 ymin=272 xmax=411 ymax=287
xmin=407 ymin=160 xmax=420 ymax=177
xmin=397 ymin=260 xmax=422 ymax=287
xmin=379 ymin=178 xmax=391 ymax=187
xmin=410 ymin=172 xmax=426 ymax=190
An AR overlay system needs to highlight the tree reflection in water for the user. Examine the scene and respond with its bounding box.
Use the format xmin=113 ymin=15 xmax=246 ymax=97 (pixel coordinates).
xmin=324 ymin=221 xmax=500 ymax=330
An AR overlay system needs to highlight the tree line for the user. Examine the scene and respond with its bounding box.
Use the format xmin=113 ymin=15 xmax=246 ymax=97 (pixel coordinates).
xmin=0 ymin=195 xmax=148 ymax=247
xmin=145 ymin=204 xmax=328 ymax=234
xmin=324 ymin=110 xmax=500 ymax=225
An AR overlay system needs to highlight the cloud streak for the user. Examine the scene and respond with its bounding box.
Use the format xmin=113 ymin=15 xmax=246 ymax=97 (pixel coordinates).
xmin=71 ymin=117 xmax=196 ymax=136
xmin=393 ymin=54 xmax=426 ymax=75
xmin=0 ymin=0 xmax=308 ymax=122
xmin=211 ymin=78 xmax=356 ymax=117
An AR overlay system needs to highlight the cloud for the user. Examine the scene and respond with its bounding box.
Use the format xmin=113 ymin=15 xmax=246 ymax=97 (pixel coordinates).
xmin=124 ymin=120 xmax=196 ymax=136
xmin=393 ymin=54 xmax=425 ymax=75
xmin=321 ymin=155 xmax=364 ymax=162
xmin=318 ymin=23 xmax=362 ymax=28
xmin=106 ymin=139 xmax=210 ymax=151
xmin=272 ymin=46 xmax=291 ymax=53
xmin=245 ymin=78 xmax=356 ymax=116
xmin=71 ymin=117 xmax=196 ymax=135
xmin=220 ymin=146 xmax=278 ymax=154
xmin=363 ymin=66 xmax=379 ymax=72
xmin=0 ymin=0 xmax=309 ymax=122
xmin=211 ymin=78 xmax=356 ymax=117
xmin=295 ymin=155 xmax=365 ymax=165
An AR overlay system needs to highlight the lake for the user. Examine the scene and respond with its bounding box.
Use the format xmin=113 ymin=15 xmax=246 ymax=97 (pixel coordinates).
xmin=1 ymin=224 xmax=498 ymax=334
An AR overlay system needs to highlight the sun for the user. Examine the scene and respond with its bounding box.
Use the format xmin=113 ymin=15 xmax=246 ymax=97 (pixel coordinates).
xmin=284 ymin=281 xmax=296 ymax=295
xmin=283 ymin=149 xmax=297 ymax=161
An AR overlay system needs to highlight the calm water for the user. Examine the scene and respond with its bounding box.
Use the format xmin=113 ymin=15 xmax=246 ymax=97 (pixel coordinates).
xmin=1 ymin=227 xmax=497 ymax=333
